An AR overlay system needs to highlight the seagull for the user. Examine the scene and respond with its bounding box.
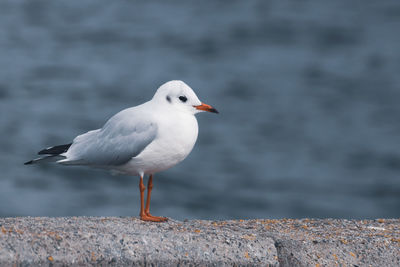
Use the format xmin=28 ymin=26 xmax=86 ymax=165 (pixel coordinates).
xmin=25 ymin=80 xmax=218 ymax=222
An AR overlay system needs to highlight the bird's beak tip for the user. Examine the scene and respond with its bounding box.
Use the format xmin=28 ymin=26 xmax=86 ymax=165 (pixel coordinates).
xmin=194 ymin=103 xmax=219 ymax=114
xmin=210 ymin=108 xmax=219 ymax=114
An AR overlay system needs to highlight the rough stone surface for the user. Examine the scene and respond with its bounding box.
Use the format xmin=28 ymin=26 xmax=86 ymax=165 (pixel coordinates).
xmin=0 ymin=217 xmax=399 ymax=266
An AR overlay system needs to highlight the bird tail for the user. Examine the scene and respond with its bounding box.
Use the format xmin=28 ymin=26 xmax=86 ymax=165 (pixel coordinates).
xmin=24 ymin=143 xmax=72 ymax=165
xmin=24 ymin=155 xmax=66 ymax=165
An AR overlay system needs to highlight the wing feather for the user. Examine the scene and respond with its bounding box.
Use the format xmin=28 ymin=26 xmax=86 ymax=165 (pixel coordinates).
xmin=61 ymin=108 xmax=157 ymax=166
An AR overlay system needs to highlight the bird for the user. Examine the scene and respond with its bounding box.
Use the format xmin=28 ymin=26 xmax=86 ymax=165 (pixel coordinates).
xmin=25 ymin=80 xmax=218 ymax=222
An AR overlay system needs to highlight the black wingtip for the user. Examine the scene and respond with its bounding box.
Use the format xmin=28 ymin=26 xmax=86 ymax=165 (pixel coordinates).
xmin=38 ymin=143 xmax=72 ymax=155
xmin=38 ymin=149 xmax=47 ymax=155
xmin=24 ymin=160 xmax=33 ymax=165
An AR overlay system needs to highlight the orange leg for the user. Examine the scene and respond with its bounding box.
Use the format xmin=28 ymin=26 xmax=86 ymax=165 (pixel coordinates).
xmin=139 ymin=175 xmax=168 ymax=222
xmin=139 ymin=175 xmax=147 ymax=219
xmin=144 ymin=174 xmax=153 ymax=215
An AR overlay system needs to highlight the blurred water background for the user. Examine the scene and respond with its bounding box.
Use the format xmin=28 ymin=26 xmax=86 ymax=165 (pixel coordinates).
xmin=0 ymin=0 xmax=399 ymax=220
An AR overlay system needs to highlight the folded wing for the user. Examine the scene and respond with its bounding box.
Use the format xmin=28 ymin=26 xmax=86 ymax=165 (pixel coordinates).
xmin=61 ymin=109 xmax=157 ymax=166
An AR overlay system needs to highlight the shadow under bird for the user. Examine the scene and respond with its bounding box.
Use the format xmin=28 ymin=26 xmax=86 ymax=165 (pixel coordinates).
xmin=25 ymin=80 xmax=218 ymax=222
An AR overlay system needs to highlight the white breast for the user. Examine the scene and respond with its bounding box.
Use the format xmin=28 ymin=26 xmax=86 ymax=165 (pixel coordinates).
xmin=118 ymin=111 xmax=199 ymax=176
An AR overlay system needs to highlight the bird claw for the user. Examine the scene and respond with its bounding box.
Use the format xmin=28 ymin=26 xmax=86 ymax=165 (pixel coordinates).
xmin=140 ymin=214 xmax=168 ymax=222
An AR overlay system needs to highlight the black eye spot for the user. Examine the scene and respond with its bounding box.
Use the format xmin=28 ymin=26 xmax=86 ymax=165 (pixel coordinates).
xmin=179 ymin=96 xmax=187 ymax=102
xmin=166 ymin=96 xmax=171 ymax=103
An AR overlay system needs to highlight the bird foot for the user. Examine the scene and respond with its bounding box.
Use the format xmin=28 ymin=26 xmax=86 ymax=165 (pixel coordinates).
xmin=140 ymin=213 xmax=168 ymax=222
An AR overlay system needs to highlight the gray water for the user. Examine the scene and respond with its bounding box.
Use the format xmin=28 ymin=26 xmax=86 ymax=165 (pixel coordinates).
xmin=1 ymin=0 xmax=399 ymax=220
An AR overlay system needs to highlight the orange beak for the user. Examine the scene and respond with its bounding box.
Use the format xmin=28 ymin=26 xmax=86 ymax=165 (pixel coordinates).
xmin=194 ymin=103 xmax=219 ymax=114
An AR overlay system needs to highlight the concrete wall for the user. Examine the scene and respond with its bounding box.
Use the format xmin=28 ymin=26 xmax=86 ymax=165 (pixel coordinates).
xmin=0 ymin=217 xmax=399 ymax=266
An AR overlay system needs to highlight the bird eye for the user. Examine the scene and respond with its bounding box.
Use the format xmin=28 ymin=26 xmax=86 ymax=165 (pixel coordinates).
xmin=179 ymin=96 xmax=187 ymax=102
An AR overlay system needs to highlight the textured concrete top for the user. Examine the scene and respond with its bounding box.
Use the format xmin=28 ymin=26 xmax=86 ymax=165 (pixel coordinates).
xmin=0 ymin=217 xmax=399 ymax=266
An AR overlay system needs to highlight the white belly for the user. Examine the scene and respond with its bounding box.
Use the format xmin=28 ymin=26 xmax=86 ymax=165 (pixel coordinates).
xmin=117 ymin=113 xmax=198 ymax=176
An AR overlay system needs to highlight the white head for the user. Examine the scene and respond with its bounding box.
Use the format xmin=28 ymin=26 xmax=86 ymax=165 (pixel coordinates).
xmin=152 ymin=80 xmax=218 ymax=115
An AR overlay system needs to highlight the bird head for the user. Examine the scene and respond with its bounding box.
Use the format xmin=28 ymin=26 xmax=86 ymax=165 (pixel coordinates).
xmin=153 ymin=80 xmax=218 ymax=115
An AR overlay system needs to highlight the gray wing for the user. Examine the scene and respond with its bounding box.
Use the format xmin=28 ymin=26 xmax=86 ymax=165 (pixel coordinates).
xmin=63 ymin=109 xmax=157 ymax=166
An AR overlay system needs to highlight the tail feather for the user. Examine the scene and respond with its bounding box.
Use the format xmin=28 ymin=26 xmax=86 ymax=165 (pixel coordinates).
xmin=25 ymin=143 xmax=72 ymax=165
xmin=24 ymin=155 xmax=66 ymax=165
